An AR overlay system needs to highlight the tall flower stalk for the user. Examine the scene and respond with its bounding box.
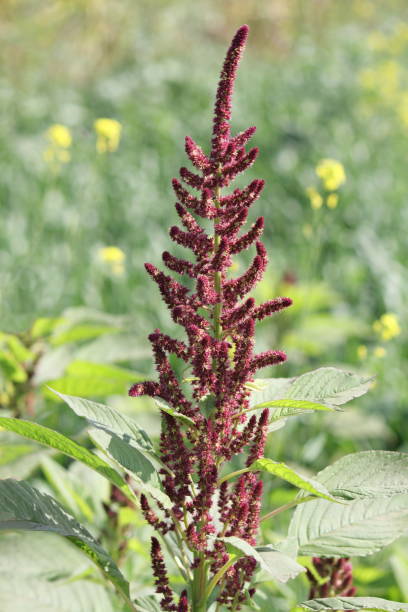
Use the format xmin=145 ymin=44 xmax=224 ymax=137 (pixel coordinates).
xmin=129 ymin=25 xmax=292 ymax=611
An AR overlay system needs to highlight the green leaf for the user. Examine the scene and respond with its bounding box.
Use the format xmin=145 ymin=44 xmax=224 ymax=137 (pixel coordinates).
xmin=0 ymin=532 xmax=114 ymax=612
xmin=0 ymin=416 xmax=134 ymax=503
xmin=154 ymin=399 xmax=195 ymax=426
xmin=299 ymin=597 xmax=408 ymax=610
xmin=249 ymin=368 xmax=373 ymax=418
xmin=134 ymin=596 xmax=162 ymax=612
xmin=75 ymin=333 xmax=151 ymax=364
xmin=52 ymin=390 xmax=172 ymax=509
xmin=0 ymin=442 xmax=37 ymax=466
xmin=0 ymin=479 xmax=129 ymax=600
xmin=288 ymin=493 xmax=408 ymax=557
xmin=30 ymin=317 xmax=66 ymax=339
xmin=314 ymin=451 xmax=408 ymax=500
xmin=0 ymin=333 xmax=34 ymax=362
xmin=40 ymin=456 xmax=95 ymax=523
xmin=0 ymin=351 xmax=27 ymax=382
xmin=220 ymin=536 xmax=304 ymax=583
xmin=251 ymin=458 xmax=338 ymax=502
xmin=51 ymin=390 xmax=153 ymax=451
xmin=45 ymin=362 xmax=143 ymax=400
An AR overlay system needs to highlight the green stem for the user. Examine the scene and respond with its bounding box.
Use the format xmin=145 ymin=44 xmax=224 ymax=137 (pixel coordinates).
xmin=205 ymin=555 xmax=237 ymax=601
xmin=260 ymin=495 xmax=315 ymax=522
xmin=217 ymin=466 xmax=250 ymax=487
xmin=193 ymin=557 xmax=208 ymax=611
xmin=213 ymin=181 xmax=222 ymax=340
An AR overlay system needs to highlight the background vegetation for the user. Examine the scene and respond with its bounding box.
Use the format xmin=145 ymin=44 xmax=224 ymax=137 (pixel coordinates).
xmin=1 ymin=1 xmax=408 ymax=609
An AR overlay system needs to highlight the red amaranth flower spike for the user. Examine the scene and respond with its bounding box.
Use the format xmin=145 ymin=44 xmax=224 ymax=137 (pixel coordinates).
xmin=129 ymin=24 xmax=292 ymax=610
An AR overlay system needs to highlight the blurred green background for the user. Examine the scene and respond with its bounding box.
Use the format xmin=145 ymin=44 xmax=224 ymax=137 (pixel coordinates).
xmin=1 ymin=0 xmax=408 ymax=608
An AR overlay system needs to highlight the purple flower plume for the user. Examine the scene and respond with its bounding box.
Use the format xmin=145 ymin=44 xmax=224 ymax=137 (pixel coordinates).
xmin=129 ymin=25 xmax=292 ymax=609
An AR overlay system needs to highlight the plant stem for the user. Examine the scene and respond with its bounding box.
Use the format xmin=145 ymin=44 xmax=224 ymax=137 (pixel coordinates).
xmin=213 ymin=181 xmax=222 ymax=340
xmin=205 ymin=555 xmax=237 ymax=600
xmin=260 ymin=495 xmax=315 ymax=522
xmin=193 ymin=557 xmax=208 ymax=611
xmin=217 ymin=466 xmax=250 ymax=487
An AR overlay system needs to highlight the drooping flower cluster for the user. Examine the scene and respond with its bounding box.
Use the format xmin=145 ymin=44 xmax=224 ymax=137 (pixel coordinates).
xmin=130 ymin=25 xmax=292 ymax=611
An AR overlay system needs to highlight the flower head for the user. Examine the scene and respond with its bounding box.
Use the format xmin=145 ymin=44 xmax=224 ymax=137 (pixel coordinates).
xmin=306 ymin=186 xmax=323 ymax=209
xmin=98 ymin=246 xmax=126 ymax=276
xmin=43 ymin=123 xmax=72 ymax=166
xmin=373 ymin=312 xmax=401 ymax=341
xmin=94 ymin=118 xmax=122 ymax=153
xmin=128 ymin=25 xmax=292 ymax=608
xmin=315 ymin=158 xmax=346 ymax=191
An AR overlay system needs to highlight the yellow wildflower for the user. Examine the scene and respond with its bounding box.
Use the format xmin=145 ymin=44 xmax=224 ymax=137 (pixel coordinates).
xmin=326 ymin=193 xmax=339 ymax=209
xmin=47 ymin=124 xmax=72 ymax=148
xmin=373 ymin=346 xmax=386 ymax=358
xmin=373 ymin=313 xmax=401 ymax=341
xmin=306 ymin=186 xmax=323 ymax=210
xmin=94 ymin=118 xmax=122 ymax=153
xmin=98 ymin=246 xmax=126 ymax=276
xmin=43 ymin=124 xmax=72 ymax=167
xmin=357 ymin=345 xmax=368 ymax=360
xmin=359 ymin=61 xmax=400 ymax=103
xmin=315 ymin=159 xmax=346 ymax=191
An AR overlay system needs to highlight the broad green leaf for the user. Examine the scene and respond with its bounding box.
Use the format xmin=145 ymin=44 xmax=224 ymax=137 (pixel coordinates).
xmin=154 ymin=399 xmax=195 ymax=426
xmin=315 ymin=451 xmax=408 ymax=499
xmin=33 ymin=345 xmax=74 ymax=384
xmin=50 ymin=324 xmax=119 ymax=346
xmin=89 ymin=427 xmax=172 ymax=509
xmin=52 ymin=391 xmax=172 ymax=509
xmin=249 ymin=368 xmax=373 ymax=418
xmin=75 ymin=333 xmax=151 ymax=364
xmin=52 ymin=390 xmax=153 ymax=451
xmin=220 ymin=536 xmax=304 ymax=583
xmin=0 ymin=333 xmax=34 ymax=362
xmin=68 ymin=361 xmax=140 ymax=381
xmin=299 ymin=597 xmax=408 ymax=610
xmin=134 ymin=596 xmax=163 ymax=612
xmin=251 ymin=458 xmax=337 ymax=502
xmin=45 ymin=361 xmax=144 ymax=400
xmin=0 ymin=531 xmax=114 ymax=611
xmin=288 ymin=493 xmax=408 ymax=557
xmin=41 ymin=456 xmax=95 ymax=523
xmin=30 ymin=317 xmax=66 ymax=339
xmin=0 ymin=479 xmax=129 ymax=600
xmin=0 ymin=351 xmax=27 ymax=382
xmin=0 ymin=416 xmax=134 ymax=503
xmin=0 ymin=442 xmax=36 ymax=466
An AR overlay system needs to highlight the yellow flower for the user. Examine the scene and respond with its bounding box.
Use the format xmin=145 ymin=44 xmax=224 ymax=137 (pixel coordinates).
xmin=326 ymin=193 xmax=339 ymax=209
xmin=359 ymin=61 xmax=400 ymax=103
xmin=94 ymin=118 xmax=122 ymax=153
xmin=46 ymin=124 xmax=72 ymax=148
xmin=373 ymin=313 xmax=401 ymax=341
xmin=373 ymin=346 xmax=386 ymax=358
xmin=357 ymin=345 xmax=368 ymax=360
xmin=315 ymin=159 xmax=346 ymax=191
xmin=44 ymin=124 xmax=72 ymax=168
xmin=98 ymin=246 xmax=126 ymax=276
xmin=306 ymin=186 xmax=323 ymax=210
